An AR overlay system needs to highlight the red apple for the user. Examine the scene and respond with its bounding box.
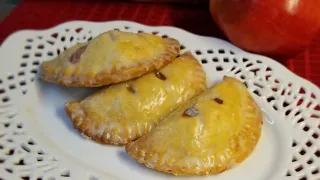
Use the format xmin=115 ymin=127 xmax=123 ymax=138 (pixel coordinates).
xmin=209 ymin=0 xmax=320 ymax=59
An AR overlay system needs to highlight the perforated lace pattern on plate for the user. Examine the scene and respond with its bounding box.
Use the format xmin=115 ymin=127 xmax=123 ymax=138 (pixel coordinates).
xmin=0 ymin=21 xmax=319 ymax=180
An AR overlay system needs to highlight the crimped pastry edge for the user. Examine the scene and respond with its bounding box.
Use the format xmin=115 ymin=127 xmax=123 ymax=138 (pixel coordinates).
xmin=64 ymin=52 xmax=207 ymax=146
xmin=125 ymin=77 xmax=263 ymax=176
xmin=40 ymin=37 xmax=180 ymax=87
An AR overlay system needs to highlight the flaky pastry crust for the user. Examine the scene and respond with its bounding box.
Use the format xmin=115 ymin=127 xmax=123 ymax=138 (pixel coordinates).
xmin=65 ymin=52 xmax=206 ymax=145
xmin=126 ymin=76 xmax=263 ymax=175
xmin=40 ymin=30 xmax=180 ymax=87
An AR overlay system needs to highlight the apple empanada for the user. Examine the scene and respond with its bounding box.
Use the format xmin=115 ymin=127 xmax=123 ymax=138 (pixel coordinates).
xmin=125 ymin=76 xmax=263 ymax=175
xmin=40 ymin=30 xmax=180 ymax=87
xmin=65 ymin=52 xmax=206 ymax=145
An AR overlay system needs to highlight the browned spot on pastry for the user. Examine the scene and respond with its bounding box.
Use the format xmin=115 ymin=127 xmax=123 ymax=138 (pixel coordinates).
xmin=155 ymin=72 xmax=166 ymax=80
xmin=126 ymin=84 xmax=136 ymax=94
xmin=182 ymin=106 xmax=199 ymax=117
xmin=234 ymin=141 xmax=240 ymax=152
xmin=69 ymin=45 xmax=87 ymax=64
xmin=213 ymin=98 xmax=223 ymax=104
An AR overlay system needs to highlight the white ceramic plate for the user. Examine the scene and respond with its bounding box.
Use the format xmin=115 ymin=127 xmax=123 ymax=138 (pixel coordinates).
xmin=0 ymin=21 xmax=319 ymax=180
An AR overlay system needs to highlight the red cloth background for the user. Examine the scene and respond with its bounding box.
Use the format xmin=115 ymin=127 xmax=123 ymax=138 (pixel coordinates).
xmin=0 ymin=0 xmax=319 ymax=87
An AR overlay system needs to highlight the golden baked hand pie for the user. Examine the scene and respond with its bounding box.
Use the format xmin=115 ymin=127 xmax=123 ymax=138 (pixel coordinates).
xmin=40 ymin=30 xmax=180 ymax=87
xmin=126 ymin=76 xmax=263 ymax=175
xmin=65 ymin=52 xmax=206 ymax=145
